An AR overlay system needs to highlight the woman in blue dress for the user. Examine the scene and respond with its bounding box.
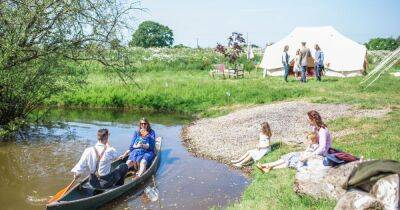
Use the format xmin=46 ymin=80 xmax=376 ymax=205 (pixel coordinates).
xmin=121 ymin=118 xmax=156 ymax=177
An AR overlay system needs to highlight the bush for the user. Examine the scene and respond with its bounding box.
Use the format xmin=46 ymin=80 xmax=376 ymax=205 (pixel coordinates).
xmin=366 ymin=37 xmax=399 ymax=51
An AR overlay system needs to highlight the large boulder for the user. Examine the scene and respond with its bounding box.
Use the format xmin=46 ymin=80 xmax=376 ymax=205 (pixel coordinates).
xmin=294 ymin=158 xmax=360 ymax=200
xmin=334 ymin=190 xmax=385 ymax=210
xmin=370 ymin=174 xmax=400 ymax=210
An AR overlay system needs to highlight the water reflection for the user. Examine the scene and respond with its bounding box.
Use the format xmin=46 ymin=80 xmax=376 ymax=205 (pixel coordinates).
xmin=0 ymin=109 xmax=248 ymax=210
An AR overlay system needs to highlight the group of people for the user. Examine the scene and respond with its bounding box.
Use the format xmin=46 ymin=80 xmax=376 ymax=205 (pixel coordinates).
xmin=231 ymin=110 xmax=358 ymax=173
xmin=71 ymin=118 xmax=156 ymax=190
xmin=281 ymin=42 xmax=324 ymax=82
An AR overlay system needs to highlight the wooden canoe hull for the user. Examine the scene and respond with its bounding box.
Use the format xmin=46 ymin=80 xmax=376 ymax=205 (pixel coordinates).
xmin=46 ymin=139 xmax=162 ymax=210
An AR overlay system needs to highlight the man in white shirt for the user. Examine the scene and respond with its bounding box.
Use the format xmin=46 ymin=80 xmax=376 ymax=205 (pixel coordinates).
xmin=71 ymin=128 xmax=128 ymax=189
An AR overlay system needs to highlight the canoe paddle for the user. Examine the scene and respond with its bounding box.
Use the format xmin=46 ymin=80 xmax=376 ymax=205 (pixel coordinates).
xmin=47 ymin=177 xmax=77 ymax=204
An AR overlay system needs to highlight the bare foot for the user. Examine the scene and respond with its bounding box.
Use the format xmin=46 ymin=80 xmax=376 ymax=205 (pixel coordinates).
xmin=256 ymin=163 xmax=271 ymax=173
xmin=233 ymin=163 xmax=243 ymax=168
xmin=231 ymin=159 xmax=240 ymax=164
xmin=262 ymin=166 xmax=271 ymax=173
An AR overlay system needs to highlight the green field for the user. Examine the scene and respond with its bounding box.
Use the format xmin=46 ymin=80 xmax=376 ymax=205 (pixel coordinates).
xmin=47 ymin=68 xmax=399 ymax=117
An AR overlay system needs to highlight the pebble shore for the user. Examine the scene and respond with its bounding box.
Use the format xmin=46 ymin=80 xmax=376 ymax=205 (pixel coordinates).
xmin=182 ymin=101 xmax=389 ymax=164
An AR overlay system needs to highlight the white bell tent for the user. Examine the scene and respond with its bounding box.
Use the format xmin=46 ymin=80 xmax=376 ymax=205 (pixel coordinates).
xmin=259 ymin=26 xmax=367 ymax=77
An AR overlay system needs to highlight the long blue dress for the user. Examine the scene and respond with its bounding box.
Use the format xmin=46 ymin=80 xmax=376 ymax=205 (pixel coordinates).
xmin=128 ymin=129 xmax=156 ymax=166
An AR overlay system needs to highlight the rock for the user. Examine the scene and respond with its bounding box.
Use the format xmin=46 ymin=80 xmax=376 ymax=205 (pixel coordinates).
xmin=294 ymin=159 xmax=360 ymax=200
xmin=334 ymin=190 xmax=385 ymax=210
xmin=370 ymin=174 xmax=400 ymax=210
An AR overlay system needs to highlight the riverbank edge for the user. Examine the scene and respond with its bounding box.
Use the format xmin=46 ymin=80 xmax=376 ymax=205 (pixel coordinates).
xmin=180 ymin=101 xmax=393 ymax=209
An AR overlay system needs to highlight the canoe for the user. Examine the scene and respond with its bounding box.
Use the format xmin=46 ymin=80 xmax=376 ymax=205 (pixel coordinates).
xmin=46 ymin=137 xmax=162 ymax=210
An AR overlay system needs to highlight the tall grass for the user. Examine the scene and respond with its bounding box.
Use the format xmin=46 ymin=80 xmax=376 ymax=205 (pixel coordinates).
xmin=47 ymin=68 xmax=400 ymax=117
xmin=47 ymin=71 xmax=307 ymax=114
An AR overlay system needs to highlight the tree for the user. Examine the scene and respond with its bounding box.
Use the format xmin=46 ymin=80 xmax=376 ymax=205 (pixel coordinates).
xmin=215 ymin=32 xmax=246 ymax=67
xmin=366 ymin=37 xmax=399 ymax=51
xmin=129 ymin=21 xmax=174 ymax=48
xmin=0 ymin=0 xmax=138 ymax=134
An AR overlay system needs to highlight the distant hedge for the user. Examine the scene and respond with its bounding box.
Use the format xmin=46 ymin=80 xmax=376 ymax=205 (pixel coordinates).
xmin=365 ymin=37 xmax=399 ymax=51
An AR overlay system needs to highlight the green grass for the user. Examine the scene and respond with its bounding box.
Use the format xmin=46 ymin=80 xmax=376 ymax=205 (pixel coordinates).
xmin=329 ymin=109 xmax=400 ymax=161
xmin=227 ymin=143 xmax=336 ymax=210
xmin=47 ymin=69 xmax=400 ymax=117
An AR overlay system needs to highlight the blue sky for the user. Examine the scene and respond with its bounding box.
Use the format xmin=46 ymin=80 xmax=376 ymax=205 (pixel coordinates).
xmin=131 ymin=0 xmax=400 ymax=47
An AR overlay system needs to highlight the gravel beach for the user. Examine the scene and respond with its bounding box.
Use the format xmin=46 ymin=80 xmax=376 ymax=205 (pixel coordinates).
xmin=182 ymin=101 xmax=389 ymax=164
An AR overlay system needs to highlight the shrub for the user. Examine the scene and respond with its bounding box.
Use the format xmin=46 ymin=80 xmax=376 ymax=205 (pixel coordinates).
xmin=366 ymin=37 xmax=399 ymax=51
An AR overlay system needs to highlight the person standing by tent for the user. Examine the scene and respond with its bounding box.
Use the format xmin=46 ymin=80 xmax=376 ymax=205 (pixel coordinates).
xmin=282 ymin=45 xmax=290 ymax=82
xmin=314 ymin=44 xmax=324 ymax=81
xmin=299 ymin=42 xmax=311 ymax=83
xmin=293 ymin=49 xmax=301 ymax=79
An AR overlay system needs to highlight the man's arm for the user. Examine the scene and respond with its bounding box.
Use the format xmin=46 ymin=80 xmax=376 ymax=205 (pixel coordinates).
xmin=71 ymin=149 xmax=89 ymax=178
xmin=108 ymin=147 xmax=119 ymax=160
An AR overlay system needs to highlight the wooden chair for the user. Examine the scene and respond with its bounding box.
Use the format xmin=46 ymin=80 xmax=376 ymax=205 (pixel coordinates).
xmin=234 ymin=64 xmax=245 ymax=78
xmin=210 ymin=64 xmax=244 ymax=79
xmin=210 ymin=64 xmax=227 ymax=78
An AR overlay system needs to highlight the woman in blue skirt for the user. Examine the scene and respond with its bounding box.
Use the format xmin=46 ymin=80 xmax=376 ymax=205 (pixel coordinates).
xmin=121 ymin=118 xmax=156 ymax=177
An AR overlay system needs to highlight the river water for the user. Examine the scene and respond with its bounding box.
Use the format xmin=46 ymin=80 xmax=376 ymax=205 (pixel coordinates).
xmin=0 ymin=109 xmax=248 ymax=210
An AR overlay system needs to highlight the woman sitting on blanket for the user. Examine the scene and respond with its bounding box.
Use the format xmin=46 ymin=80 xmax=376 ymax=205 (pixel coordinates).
xmin=257 ymin=110 xmax=332 ymax=173
xmin=231 ymin=122 xmax=272 ymax=167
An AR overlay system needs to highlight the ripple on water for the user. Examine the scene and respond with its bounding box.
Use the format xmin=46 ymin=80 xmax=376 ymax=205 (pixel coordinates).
xmin=26 ymin=192 xmax=51 ymax=206
xmin=1 ymin=110 xmax=248 ymax=210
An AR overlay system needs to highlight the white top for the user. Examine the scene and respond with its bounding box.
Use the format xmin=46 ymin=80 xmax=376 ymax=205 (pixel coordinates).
xmin=258 ymin=133 xmax=271 ymax=148
xmin=249 ymin=133 xmax=272 ymax=161
xmin=71 ymin=142 xmax=119 ymax=176
xmin=294 ymin=54 xmax=301 ymax=68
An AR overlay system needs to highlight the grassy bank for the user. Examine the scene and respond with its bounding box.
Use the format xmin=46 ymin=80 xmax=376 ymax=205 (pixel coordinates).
xmin=47 ymin=68 xmax=400 ymax=117
xmin=227 ymin=143 xmax=336 ymax=210
xmin=227 ymin=108 xmax=400 ymax=209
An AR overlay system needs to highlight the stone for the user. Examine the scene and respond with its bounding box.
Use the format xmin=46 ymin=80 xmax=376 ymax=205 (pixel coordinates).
xmin=294 ymin=159 xmax=360 ymax=200
xmin=334 ymin=190 xmax=384 ymax=210
xmin=370 ymin=174 xmax=400 ymax=210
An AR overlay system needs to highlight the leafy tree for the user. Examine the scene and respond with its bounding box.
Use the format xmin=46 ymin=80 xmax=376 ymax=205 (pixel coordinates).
xmin=130 ymin=21 xmax=174 ymax=48
xmin=366 ymin=37 xmax=399 ymax=50
xmin=215 ymin=32 xmax=246 ymax=67
xmin=0 ymin=0 xmax=138 ymax=134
